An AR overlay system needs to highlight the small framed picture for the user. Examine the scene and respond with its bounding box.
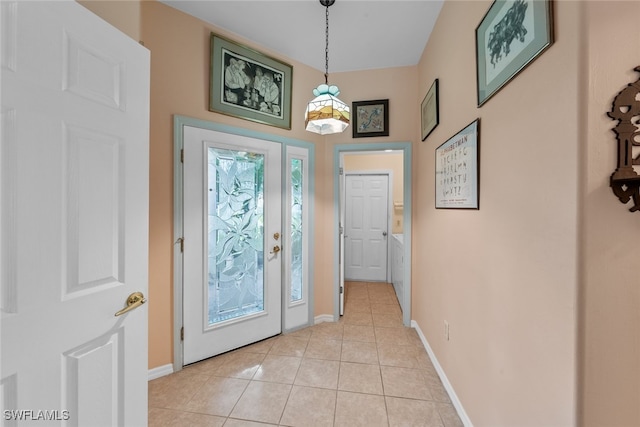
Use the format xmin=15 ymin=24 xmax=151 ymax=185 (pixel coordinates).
xmin=209 ymin=33 xmax=293 ymax=129
xmin=421 ymin=79 xmax=439 ymax=141
xmin=435 ymin=119 xmax=480 ymax=209
xmin=352 ymin=99 xmax=389 ymax=138
xmin=476 ymin=0 xmax=554 ymax=106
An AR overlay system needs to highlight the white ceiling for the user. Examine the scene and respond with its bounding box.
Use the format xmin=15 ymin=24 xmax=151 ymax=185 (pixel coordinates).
xmin=159 ymin=0 xmax=444 ymax=73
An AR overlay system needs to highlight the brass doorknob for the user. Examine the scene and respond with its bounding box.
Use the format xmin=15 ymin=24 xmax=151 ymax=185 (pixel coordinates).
xmin=270 ymin=245 xmax=281 ymax=254
xmin=114 ymin=292 xmax=146 ymax=317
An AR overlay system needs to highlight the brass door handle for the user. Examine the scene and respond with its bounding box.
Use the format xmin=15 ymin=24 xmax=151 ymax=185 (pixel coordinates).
xmin=114 ymin=292 xmax=146 ymax=317
xmin=270 ymin=245 xmax=281 ymax=254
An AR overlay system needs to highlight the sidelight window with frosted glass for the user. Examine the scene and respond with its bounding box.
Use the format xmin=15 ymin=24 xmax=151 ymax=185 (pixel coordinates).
xmin=290 ymin=158 xmax=303 ymax=303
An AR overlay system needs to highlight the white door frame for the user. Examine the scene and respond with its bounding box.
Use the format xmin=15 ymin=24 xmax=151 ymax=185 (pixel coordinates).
xmin=172 ymin=115 xmax=315 ymax=372
xmin=334 ymin=143 xmax=412 ymax=327
xmin=343 ymin=170 xmax=393 ymax=283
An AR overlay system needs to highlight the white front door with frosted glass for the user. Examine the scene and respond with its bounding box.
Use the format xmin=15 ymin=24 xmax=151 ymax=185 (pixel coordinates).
xmin=344 ymin=174 xmax=390 ymax=282
xmin=1 ymin=2 xmax=149 ymax=425
xmin=182 ymin=127 xmax=283 ymax=365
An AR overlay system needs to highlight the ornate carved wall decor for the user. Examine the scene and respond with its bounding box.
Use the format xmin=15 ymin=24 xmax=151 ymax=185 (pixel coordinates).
xmin=608 ymin=66 xmax=640 ymax=212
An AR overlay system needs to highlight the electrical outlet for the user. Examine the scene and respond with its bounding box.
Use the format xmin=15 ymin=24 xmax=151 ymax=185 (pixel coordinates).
xmin=444 ymin=320 xmax=450 ymax=341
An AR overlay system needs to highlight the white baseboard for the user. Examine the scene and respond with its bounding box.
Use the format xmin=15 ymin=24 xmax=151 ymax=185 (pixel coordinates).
xmin=148 ymin=364 xmax=173 ymax=381
xmin=314 ymin=314 xmax=334 ymax=324
xmin=411 ymin=320 xmax=473 ymax=427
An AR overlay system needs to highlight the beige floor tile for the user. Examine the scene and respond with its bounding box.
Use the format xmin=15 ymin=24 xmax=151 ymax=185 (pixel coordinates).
xmin=372 ymin=312 xmax=404 ymax=328
xmin=334 ymin=391 xmax=389 ymax=427
xmin=377 ymin=343 xmax=419 ymax=368
xmin=374 ymin=327 xmax=411 ymax=346
xmin=370 ymin=303 xmax=402 ymax=315
xmin=147 ymin=281 xmax=464 ymax=427
xmin=345 ymin=283 xmax=369 ymax=300
xmin=304 ymin=338 xmax=342 ymax=360
xmin=381 ymin=366 xmax=433 ymax=400
xmin=223 ymin=418 xmax=277 ymax=427
xmin=229 ymin=381 xmax=292 ymax=424
xmin=368 ymin=293 xmax=399 ymax=304
xmin=338 ymin=362 xmax=383 ymax=395
xmin=280 ymin=385 xmax=337 ymax=427
xmin=385 ymin=397 xmax=443 ymax=427
xmin=149 ymin=371 xmax=208 ymax=409
xmin=341 ymin=340 xmax=379 ymax=365
xmin=344 ymin=299 xmax=372 ymax=313
xmin=294 ymin=358 xmax=340 ymax=389
xmin=148 ymin=407 xmax=226 ymax=427
xmin=436 ymin=403 xmax=465 ymax=427
xmin=214 ymin=352 xmax=265 ymax=379
xmin=285 ymin=327 xmax=313 ymax=340
xmin=183 ymin=376 xmax=249 ymax=417
xmin=342 ymin=311 xmax=373 ymax=326
xmin=180 ymin=356 xmax=226 ymax=376
xmin=427 ymin=375 xmax=452 ymax=403
xmin=310 ymin=322 xmax=344 ymax=340
xmin=268 ymin=336 xmax=309 ymax=357
xmin=253 ymin=354 xmax=301 ymax=384
xmin=236 ymin=337 xmax=277 ymax=355
xmin=343 ymin=324 xmax=376 ymax=343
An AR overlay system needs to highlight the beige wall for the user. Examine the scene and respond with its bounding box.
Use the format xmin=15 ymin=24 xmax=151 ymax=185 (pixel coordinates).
xmin=79 ymin=0 xmax=141 ymax=41
xmin=80 ymin=1 xmax=640 ymax=425
xmin=343 ymin=153 xmax=404 ymax=234
xmin=580 ymin=2 xmax=640 ymax=426
xmin=414 ymin=1 xmax=580 ymax=425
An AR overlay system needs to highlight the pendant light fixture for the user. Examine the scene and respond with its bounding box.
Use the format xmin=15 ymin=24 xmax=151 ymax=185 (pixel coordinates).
xmin=305 ymin=0 xmax=350 ymax=135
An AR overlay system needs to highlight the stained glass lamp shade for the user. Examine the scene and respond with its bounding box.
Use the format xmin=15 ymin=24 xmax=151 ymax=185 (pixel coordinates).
xmin=305 ymin=83 xmax=350 ymax=135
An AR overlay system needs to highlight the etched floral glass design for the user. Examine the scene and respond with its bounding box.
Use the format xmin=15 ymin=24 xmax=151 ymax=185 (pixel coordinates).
xmin=290 ymin=158 xmax=303 ymax=302
xmin=208 ymin=147 xmax=264 ymax=325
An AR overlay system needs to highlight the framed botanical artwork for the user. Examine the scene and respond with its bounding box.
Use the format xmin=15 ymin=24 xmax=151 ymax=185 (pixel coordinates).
xmin=352 ymin=99 xmax=389 ymax=138
xmin=421 ymin=79 xmax=439 ymax=141
xmin=476 ymin=0 xmax=554 ymax=106
xmin=435 ymin=119 xmax=480 ymax=209
xmin=209 ymin=33 xmax=293 ymax=129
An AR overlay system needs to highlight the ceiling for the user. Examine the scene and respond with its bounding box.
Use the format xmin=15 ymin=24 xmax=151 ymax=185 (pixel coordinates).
xmin=159 ymin=0 xmax=444 ymax=73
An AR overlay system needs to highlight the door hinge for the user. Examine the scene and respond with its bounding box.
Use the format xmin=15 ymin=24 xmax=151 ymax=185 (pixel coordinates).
xmin=339 ymin=167 xmax=344 ymax=175
xmin=180 ymin=149 xmax=184 ymax=163
xmin=340 ymin=287 xmax=344 ymax=294
xmin=180 ymin=326 xmax=184 ymax=341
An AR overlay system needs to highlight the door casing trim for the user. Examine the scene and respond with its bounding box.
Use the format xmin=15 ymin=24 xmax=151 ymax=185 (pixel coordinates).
xmin=172 ymin=115 xmax=315 ymax=372
xmin=334 ymin=143 xmax=412 ymax=326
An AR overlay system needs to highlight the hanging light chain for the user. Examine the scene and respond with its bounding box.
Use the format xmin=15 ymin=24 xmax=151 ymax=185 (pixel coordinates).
xmin=325 ymin=2 xmax=329 ymax=84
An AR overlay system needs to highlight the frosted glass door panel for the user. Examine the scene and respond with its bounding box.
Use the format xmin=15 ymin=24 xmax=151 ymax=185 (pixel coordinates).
xmin=208 ymin=147 xmax=265 ymax=326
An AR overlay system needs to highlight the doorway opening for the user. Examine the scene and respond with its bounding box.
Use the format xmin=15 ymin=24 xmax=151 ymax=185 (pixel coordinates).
xmin=334 ymin=143 xmax=412 ymax=327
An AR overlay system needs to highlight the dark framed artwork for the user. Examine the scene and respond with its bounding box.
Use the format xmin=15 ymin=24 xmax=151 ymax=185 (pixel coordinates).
xmin=209 ymin=33 xmax=293 ymax=129
xmin=435 ymin=119 xmax=480 ymax=209
xmin=476 ymin=0 xmax=554 ymax=106
xmin=352 ymin=99 xmax=389 ymax=138
xmin=421 ymin=79 xmax=439 ymax=141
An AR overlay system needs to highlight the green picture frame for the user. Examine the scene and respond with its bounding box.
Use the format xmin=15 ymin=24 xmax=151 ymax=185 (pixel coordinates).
xmin=476 ymin=0 xmax=554 ymax=107
xmin=209 ymin=33 xmax=293 ymax=129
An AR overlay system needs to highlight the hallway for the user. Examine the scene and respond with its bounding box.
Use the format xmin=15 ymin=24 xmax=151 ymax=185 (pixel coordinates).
xmin=148 ymin=282 xmax=463 ymax=426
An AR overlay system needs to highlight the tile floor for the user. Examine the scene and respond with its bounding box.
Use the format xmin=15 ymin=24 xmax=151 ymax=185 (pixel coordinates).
xmin=149 ymin=281 xmax=464 ymax=427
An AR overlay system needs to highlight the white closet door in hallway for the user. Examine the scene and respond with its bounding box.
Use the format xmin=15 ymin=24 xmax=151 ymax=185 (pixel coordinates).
xmin=344 ymin=174 xmax=390 ymax=282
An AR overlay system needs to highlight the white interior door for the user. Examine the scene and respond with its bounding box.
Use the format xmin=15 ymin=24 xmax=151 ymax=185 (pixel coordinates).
xmin=183 ymin=126 xmax=282 ymax=365
xmin=1 ymin=2 xmax=149 ymax=425
xmin=344 ymin=174 xmax=389 ymax=282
